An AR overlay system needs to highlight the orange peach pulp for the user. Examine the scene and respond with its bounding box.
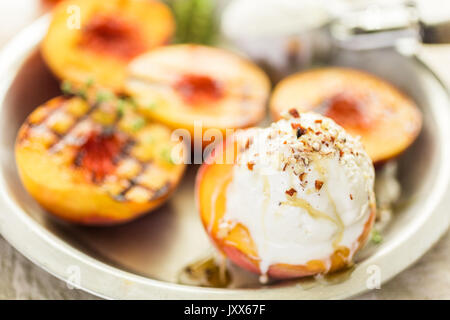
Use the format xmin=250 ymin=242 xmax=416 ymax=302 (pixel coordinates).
xmin=41 ymin=0 xmax=175 ymax=91
xmin=270 ymin=67 xmax=422 ymax=163
xmin=125 ymin=44 xmax=271 ymax=146
xmin=15 ymin=95 xmax=185 ymax=225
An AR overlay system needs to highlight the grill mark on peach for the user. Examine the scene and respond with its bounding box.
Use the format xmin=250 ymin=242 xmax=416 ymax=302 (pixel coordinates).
xmin=18 ymin=99 xmax=68 ymax=143
xmin=25 ymin=96 xmax=175 ymax=203
xmin=72 ymin=121 xmax=170 ymax=200
xmin=152 ymin=182 xmax=171 ymax=200
xmin=113 ymin=162 xmax=150 ymax=202
xmin=72 ymin=124 xmax=136 ymax=184
xmin=35 ymin=97 xmax=69 ymax=121
xmin=47 ymin=101 xmax=99 ymax=152
xmin=77 ymin=131 xmax=124 ymax=182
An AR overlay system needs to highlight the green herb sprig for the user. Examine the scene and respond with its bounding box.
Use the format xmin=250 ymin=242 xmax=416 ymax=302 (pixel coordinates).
xmin=167 ymin=0 xmax=218 ymax=45
xmin=371 ymin=229 xmax=383 ymax=244
xmin=161 ymin=147 xmax=175 ymax=165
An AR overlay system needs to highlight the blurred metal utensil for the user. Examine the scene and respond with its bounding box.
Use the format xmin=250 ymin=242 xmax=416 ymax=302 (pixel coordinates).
xmin=330 ymin=1 xmax=450 ymax=50
xmin=222 ymin=0 xmax=450 ymax=81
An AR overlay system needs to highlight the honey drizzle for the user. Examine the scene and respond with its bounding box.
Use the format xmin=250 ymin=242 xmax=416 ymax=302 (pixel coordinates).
xmin=313 ymin=157 xmax=345 ymax=250
xmin=210 ymin=170 xmax=233 ymax=235
xmin=282 ymin=157 xmax=345 ymax=252
xmin=259 ymin=175 xmax=271 ymax=274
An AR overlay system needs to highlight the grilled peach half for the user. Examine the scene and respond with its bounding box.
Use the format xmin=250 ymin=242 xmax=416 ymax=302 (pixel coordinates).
xmin=15 ymin=93 xmax=185 ymax=225
xmin=196 ymin=138 xmax=376 ymax=279
xmin=41 ymin=0 xmax=174 ymax=91
xmin=125 ymin=44 xmax=270 ymax=144
xmin=270 ymin=67 xmax=422 ymax=163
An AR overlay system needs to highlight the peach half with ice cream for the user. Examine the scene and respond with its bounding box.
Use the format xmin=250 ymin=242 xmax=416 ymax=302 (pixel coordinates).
xmin=196 ymin=110 xmax=376 ymax=278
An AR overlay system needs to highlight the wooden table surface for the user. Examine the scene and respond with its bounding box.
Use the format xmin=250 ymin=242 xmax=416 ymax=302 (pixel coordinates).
xmin=0 ymin=0 xmax=448 ymax=300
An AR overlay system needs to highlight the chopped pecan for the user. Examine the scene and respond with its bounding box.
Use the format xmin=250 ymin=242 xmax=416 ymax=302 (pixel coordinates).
xmin=288 ymin=108 xmax=300 ymax=118
xmin=315 ymin=180 xmax=324 ymax=191
xmin=244 ymin=137 xmax=253 ymax=150
xmin=285 ymin=188 xmax=297 ymax=196
xmin=299 ymin=172 xmax=306 ymax=182
xmin=291 ymin=123 xmax=307 ymax=138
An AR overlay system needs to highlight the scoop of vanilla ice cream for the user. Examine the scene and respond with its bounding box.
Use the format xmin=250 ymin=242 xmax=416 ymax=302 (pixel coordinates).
xmin=223 ymin=112 xmax=375 ymax=274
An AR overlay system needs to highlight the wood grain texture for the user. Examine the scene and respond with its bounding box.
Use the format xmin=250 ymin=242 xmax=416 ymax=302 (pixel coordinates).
xmin=0 ymin=237 xmax=96 ymax=299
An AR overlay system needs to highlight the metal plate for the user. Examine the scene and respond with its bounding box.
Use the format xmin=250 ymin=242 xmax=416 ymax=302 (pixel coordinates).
xmin=0 ymin=15 xmax=449 ymax=299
